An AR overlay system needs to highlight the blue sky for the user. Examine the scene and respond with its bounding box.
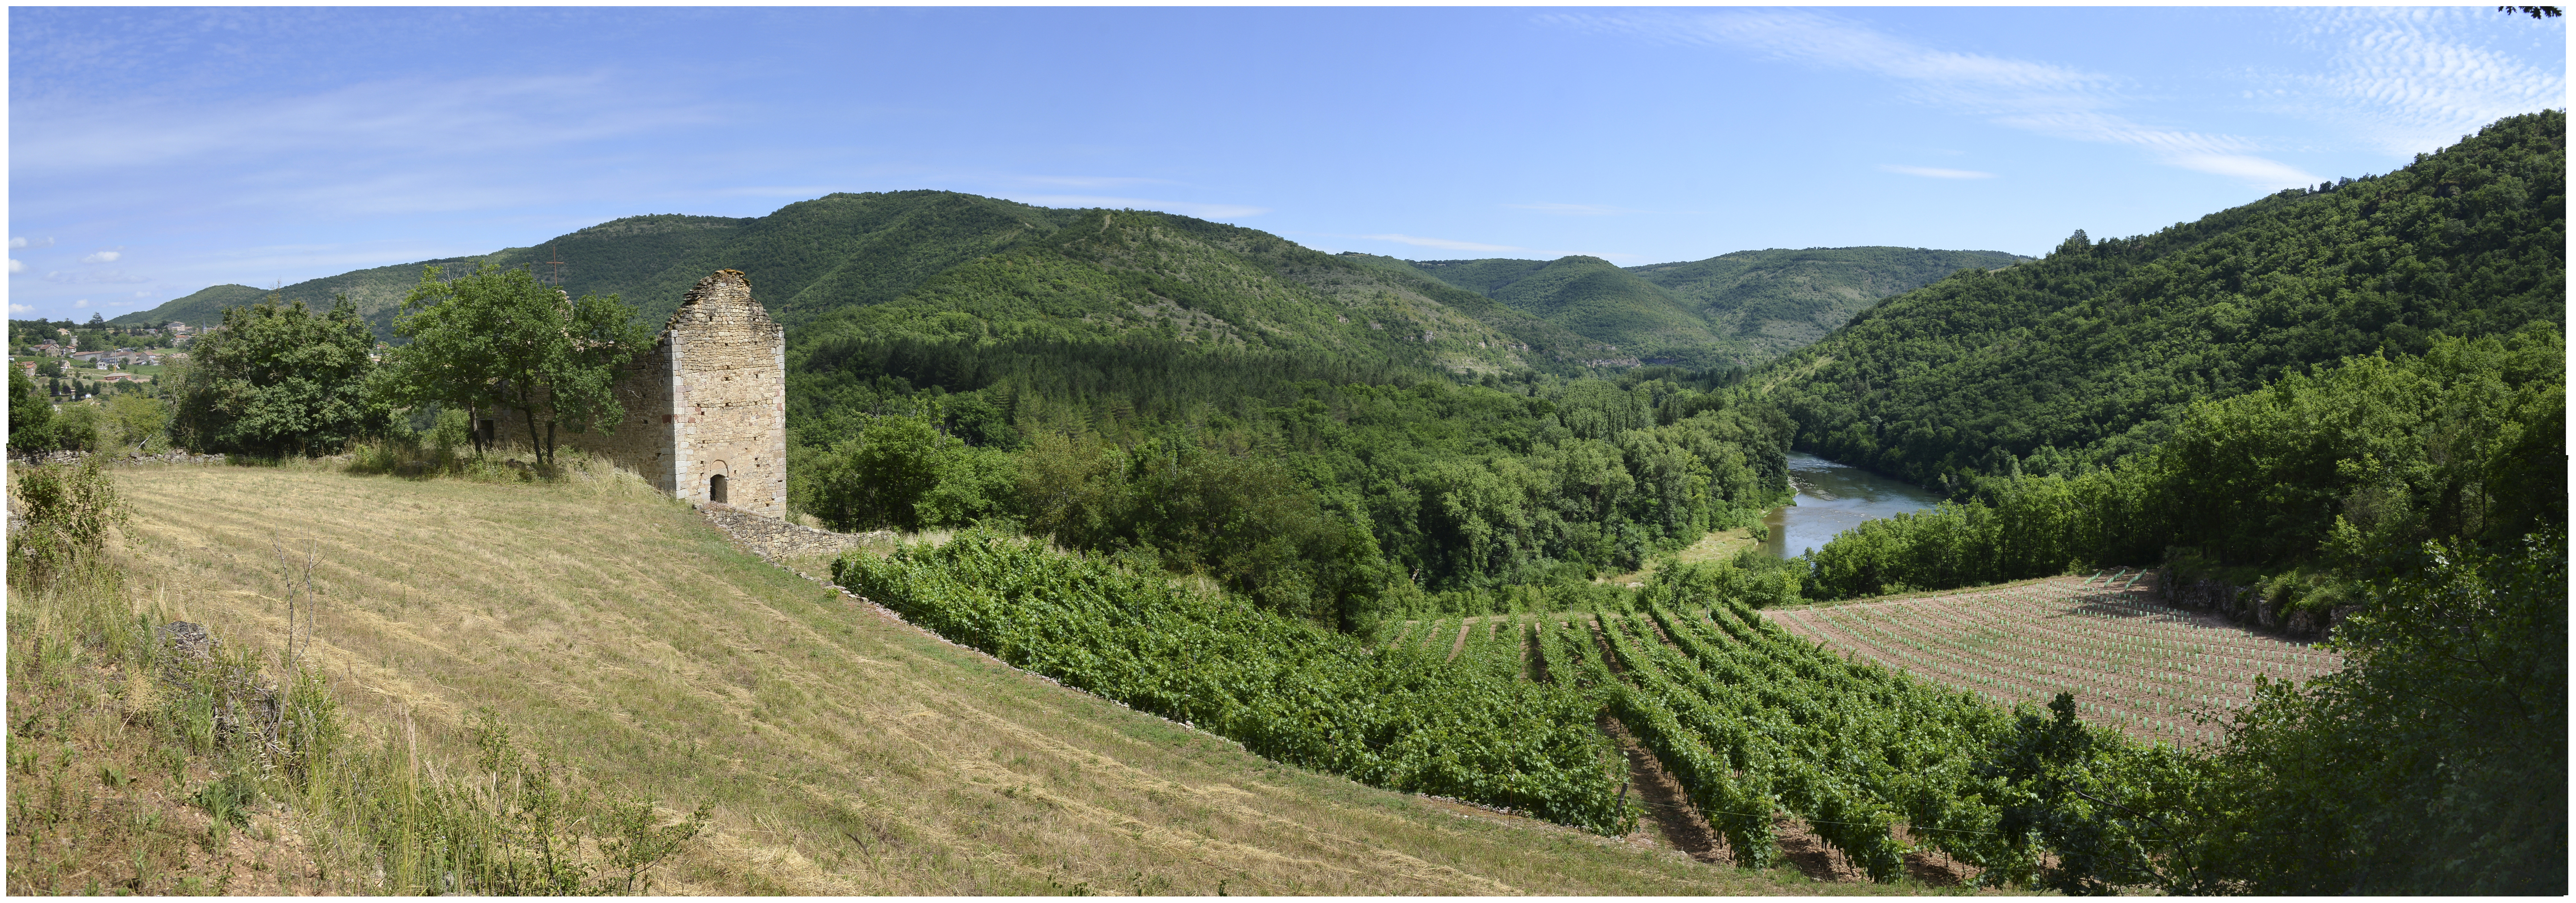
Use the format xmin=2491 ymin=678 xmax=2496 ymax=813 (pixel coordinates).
xmin=8 ymin=6 xmax=2564 ymax=321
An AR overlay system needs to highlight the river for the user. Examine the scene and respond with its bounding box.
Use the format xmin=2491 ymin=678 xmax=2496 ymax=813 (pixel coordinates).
xmin=1756 ymin=451 xmax=1944 ymax=559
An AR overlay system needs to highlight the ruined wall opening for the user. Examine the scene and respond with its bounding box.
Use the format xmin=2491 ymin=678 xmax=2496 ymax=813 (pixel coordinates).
xmin=710 ymin=474 xmax=728 ymax=504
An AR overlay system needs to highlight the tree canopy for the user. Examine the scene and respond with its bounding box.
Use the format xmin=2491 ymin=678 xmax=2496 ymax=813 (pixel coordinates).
xmin=385 ymin=264 xmax=649 ymax=465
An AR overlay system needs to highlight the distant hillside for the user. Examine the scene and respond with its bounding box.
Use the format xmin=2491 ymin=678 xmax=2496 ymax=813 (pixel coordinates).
xmin=115 ymin=193 xmax=1615 ymax=372
xmin=1343 ymin=246 xmax=2029 ymax=366
xmin=1627 ymin=246 xmax=2030 ymax=358
xmin=1760 ymin=109 xmax=2566 ymax=491
xmin=115 ymin=283 xmax=270 ymax=329
xmin=1485 ymin=256 xmax=1734 ymax=364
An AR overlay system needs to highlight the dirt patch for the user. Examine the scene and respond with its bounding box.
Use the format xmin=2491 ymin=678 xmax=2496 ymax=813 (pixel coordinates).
xmin=1596 ymin=712 xmax=1729 ymax=865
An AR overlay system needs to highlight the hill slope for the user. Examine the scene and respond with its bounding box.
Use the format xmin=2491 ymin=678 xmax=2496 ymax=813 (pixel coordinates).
xmin=113 ymin=193 xmax=1610 ymax=373
xmin=1760 ymin=109 xmax=2565 ymax=491
xmin=75 ymin=462 xmax=1839 ymax=894
xmin=1626 ymin=246 xmax=2030 ymax=358
xmin=1350 ymin=247 xmax=2030 ymax=366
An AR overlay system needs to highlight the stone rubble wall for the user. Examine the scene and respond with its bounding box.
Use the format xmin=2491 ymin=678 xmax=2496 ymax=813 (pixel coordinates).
xmin=697 ymin=503 xmax=890 ymax=563
xmin=9 ymin=450 xmax=230 ymax=467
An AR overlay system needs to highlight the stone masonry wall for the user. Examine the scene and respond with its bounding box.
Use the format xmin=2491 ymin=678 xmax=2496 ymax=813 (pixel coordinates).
xmin=490 ymin=270 xmax=786 ymax=517
xmin=668 ymin=270 xmax=787 ymax=518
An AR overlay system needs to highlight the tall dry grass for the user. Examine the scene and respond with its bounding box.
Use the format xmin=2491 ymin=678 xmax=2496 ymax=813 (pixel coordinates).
xmin=24 ymin=459 xmax=1905 ymax=895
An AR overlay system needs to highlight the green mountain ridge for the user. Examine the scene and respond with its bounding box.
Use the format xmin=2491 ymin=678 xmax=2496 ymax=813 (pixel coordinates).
xmin=120 ymin=194 xmax=2024 ymax=372
xmin=1339 ymin=246 xmax=2030 ymax=367
xmin=1759 ymin=109 xmax=2566 ymax=492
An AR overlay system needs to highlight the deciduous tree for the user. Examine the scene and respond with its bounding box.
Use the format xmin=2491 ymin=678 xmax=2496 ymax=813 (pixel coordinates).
xmin=385 ymin=264 xmax=648 ymax=465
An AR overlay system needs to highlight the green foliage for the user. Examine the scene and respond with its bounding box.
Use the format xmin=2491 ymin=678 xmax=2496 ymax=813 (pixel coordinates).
xmin=8 ymin=365 xmax=58 ymax=453
xmin=1013 ymin=433 xmax=1393 ymax=628
xmin=834 ymin=534 xmax=1635 ymax=835
xmin=385 ymin=264 xmax=650 ymax=465
xmin=1484 ymin=256 xmax=1732 ymax=364
xmin=8 ymin=455 xmax=128 ymax=586
xmin=1770 ymin=111 xmax=2564 ymax=491
xmin=165 ymin=296 xmax=388 ymax=457
xmin=1390 ymin=246 xmax=2030 ymax=366
xmin=100 ymin=393 xmax=171 ymax=452
xmin=2166 ymin=529 xmax=2566 ymax=894
xmin=1585 ymin=565 xmax=2195 ymax=887
xmin=1799 ymin=329 xmax=2564 ymax=599
xmin=1628 ymin=246 xmax=2031 ymax=359
xmin=808 ymin=414 xmax=960 ymax=533
xmin=599 ymin=797 xmax=711 ymax=895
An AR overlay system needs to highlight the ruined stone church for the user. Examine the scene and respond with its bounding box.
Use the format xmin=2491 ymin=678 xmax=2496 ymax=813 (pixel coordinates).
xmin=488 ymin=270 xmax=786 ymax=517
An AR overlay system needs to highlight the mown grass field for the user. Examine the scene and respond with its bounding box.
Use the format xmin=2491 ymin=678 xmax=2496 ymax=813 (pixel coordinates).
xmin=10 ymin=459 xmax=1955 ymax=895
xmin=1765 ymin=574 xmax=2341 ymax=746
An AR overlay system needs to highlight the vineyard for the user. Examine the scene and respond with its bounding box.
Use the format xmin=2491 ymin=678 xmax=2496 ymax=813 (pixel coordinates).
xmin=834 ymin=534 xmax=1636 ymax=834
xmin=841 ymin=539 xmax=2275 ymax=888
xmin=1764 ymin=571 xmax=2341 ymax=746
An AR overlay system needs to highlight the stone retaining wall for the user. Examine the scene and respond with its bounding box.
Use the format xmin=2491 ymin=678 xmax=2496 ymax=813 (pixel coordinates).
xmin=698 ymin=503 xmax=890 ymax=564
xmin=8 ymin=450 xmax=229 ymax=467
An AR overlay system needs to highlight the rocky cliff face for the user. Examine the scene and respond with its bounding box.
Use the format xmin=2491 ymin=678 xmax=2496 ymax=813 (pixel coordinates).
xmin=2158 ymin=573 xmax=2352 ymax=643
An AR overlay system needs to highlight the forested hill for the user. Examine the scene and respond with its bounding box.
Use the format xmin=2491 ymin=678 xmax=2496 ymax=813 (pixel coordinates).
xmin=112 ymin=192 xmax=1614 ymax=368
xmin=1341 ymin=246 xmax=2029 ymax=367
xmin=1761 ymin=109 xmax=2565 ymax=493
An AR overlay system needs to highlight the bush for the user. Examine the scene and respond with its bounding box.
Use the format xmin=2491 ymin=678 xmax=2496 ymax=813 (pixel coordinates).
xmin=8 ymin=455 xmax=126 ymax=586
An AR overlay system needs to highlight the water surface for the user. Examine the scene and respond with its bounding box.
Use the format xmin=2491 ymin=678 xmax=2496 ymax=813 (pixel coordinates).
xmin=1758 ymin=452 xmax=1943 ymax=559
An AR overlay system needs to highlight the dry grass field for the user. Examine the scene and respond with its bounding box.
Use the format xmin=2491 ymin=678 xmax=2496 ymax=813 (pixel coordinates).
xmin=1765 ymin=574 xmax=2343 ymax=747
xmin=10 ymin=459 xmax=1940 ymax=895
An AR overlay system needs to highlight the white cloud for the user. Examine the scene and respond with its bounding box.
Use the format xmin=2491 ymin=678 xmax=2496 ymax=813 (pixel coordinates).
xmin=2272 ymin=8 xmax=2567 ymax=157
xmin=1550 ymin=9 xmax=2323 ymax=189
xmin=14 ymin=73 xmax=717 ymax=175
xmin=82 ymin=250 xmax=121 ymax=263
xmin=7 ymin=260 xmax=23 ymax=274
xmin=2166 ymin=154 xmax=2324 ymax=187
xmin=8 ymin=304 xmax=31 ymax=315
xmin=1360 ymin=234 xmax=1531 ymax=253
xmin=72 ymin=299 xmax=89 ymax=308
xmin=1504 ymin=203 xmax=1647 ymax=216
xmin=1001 ymin=194 xmax=1269 ymax=219
xmin=44 ymin=268 xmax=150 ymax=285
xmin=1881 ymin=164 xmax=1998 ymax=179
xmin=10 ymin=236 xmax=53 ymax=249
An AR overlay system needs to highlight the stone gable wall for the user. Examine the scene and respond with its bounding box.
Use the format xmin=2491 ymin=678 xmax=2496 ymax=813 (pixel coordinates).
xmin=668 ymin=270 xmax=787 ymax=518
xmin=489 ymin=269 xmax=786 ymax=518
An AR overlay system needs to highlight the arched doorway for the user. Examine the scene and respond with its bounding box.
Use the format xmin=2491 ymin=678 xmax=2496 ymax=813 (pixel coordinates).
xmin=709 ymin=473 xmax=728 ymax=504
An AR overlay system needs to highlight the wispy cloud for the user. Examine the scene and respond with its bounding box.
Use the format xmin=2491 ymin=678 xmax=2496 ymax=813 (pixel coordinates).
xmin=2270 ymin=7 xmax=2567 ymax=157
xmin=1881 ymin=164 xmax=1996 ymax=179
xmin=7 ymin=260 xmax=23 ymax=274
xmin=45 ymin=268 xmax=150 ymax=284
xmin=81 ymin=250 xmax=121 ymax=263
xmin=1002 ymin=194 xmax=1269 ymax=219
xmin=14 ymin=73 xmax=716 ymax=174
xmin=1505 ymin=203 xmax=1648 ymax=216
xmin=1549 ymin=9 xmax=2324 ymax=189
xmin=8 ymin=304 xmax=32 ymax=315
xmin=11 ymin=237 xmax=54 ymax=249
